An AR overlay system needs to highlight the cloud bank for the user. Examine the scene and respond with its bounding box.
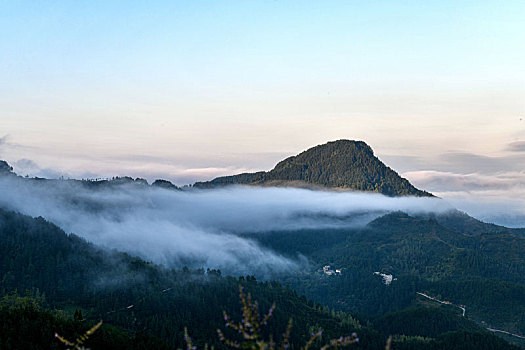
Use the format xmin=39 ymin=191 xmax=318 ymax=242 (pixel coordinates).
xmin=0 ymin=176 xmax=454 ymax=275
xmin=506 ymin=141 xmax=525 ymax=153
xmin=405 ymin=170 xmax=525 ymax=227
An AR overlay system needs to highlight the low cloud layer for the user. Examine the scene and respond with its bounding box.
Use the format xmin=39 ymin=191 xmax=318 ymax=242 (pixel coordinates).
xmin=0 ymin=176 xmax=454 ymax=275
xmin=404 ymin=170 xmax=525 ymax=192
xmin=405 ymin=170 xmax=525 ymax=227
xmin=0 ymin=136 xmax=281 ymax=185
xmin=383 ymin=151 xmax=525 ymax=176
xmin=507 ymin=141 xmax=525 ymax=153
xmin=434 ymin=190 xmax=525 ymax=228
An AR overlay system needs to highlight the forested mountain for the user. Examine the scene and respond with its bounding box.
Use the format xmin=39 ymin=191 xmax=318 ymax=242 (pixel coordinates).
xmin=0 ymin=208 xmax=370 ymax=348
xmin=194 ymin=140 xmax=432 ymax=197
xmin=432 ymin=210 xmax=525 ymax=238
xmin=1 ymin=142 xmax=525 ymax=348
xmin=1 ymin=208 xmax=519 ymax=349
xmin=249 ymin=212 xmax=525 ymax=345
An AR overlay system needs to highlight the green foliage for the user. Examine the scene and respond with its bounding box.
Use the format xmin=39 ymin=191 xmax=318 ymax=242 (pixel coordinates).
xmin=373 ymin=307 xmax=482 ymax=338
xmin=216 ymin=285 xmax=359 ymax=350
xmin=391 ymin=331 xmax=520 ymax=350
xmin=0 ymin=207 xmax=523 ymax=349
xmin=152 ymin=179 xmax=180 ymax=190
xmin=194 ymin=140 xmax=432 ymax=197
xmin=0 ymin=294 xmax=169 ymax=349
xmin=250 ymin=212 xmax=525 ymax=337
xmin=0 ymin=209 xmax=368 ymax=349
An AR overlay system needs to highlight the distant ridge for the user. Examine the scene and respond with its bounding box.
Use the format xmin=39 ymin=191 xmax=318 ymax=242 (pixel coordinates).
xmin=0 ymin=160 xmax=181 ymax=190
xmin=194 ymin=140 xmax=432 ymax=197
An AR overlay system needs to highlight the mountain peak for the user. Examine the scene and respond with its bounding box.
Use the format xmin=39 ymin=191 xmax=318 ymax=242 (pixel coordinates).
xmin=194 ymin=140 xmax=432 ymax=197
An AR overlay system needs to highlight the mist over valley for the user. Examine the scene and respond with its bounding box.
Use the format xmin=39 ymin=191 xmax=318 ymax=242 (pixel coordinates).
xmin=2 ymin=2 xmax=525 ymax=347
xmin=0 ymin=169 xmax=453 ymax=275
xmin=1 ymin=140 xmax=525 ymax=349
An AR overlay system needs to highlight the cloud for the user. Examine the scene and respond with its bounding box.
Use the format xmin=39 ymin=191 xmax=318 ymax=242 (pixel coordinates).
xmin=377 ymin=154 xmax=431 ymax=174
xmin=382 ymin=151 xmax=525 ymax=175
xmin=179 ymin=167 xmax=254 ymax=179
xmin=404 ymin=170 xmax=525 ymax=227
xmin=12 ymin=158 xmax=68 ymax=179
xmin=507 ymin=141 xmax=525 ymax=152
xmin=433 ymin=189 xmax=525 ymax=228
xmin=96 ymin=151 xmax=286 ymax=185
xmin=0 ymin=176 xmax=453 ymax=276
xmin=404 ymin=170 xmax=525 ymax=192
xmin=437 ymin=152 xmax=525 ymax=174
xmin=0 ymin=135 xmax=9 ymax=156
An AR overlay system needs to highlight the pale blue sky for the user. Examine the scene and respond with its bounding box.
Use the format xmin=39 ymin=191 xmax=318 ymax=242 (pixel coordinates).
xmin=2 ymin=1 xmax=523 ymax=96
xmin=1 ymin=1 xmax=524 ymax=186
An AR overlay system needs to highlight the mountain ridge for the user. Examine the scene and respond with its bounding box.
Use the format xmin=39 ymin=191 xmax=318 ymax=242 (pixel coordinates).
xmin=1 ymin=207 xmax=520 ymax=349
xmin=0 ymin=140 xmax=433 ymax=196
xmin=194 ymin=140 xmax=433 ymax=197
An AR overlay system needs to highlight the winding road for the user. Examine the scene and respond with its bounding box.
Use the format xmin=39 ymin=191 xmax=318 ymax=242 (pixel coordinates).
xmin=416 ymin=292 xmax=525 ymax=340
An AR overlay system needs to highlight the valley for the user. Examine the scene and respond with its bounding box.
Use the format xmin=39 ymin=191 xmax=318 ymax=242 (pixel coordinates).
xmin=1 ymin=140 xmax=524 ymax=349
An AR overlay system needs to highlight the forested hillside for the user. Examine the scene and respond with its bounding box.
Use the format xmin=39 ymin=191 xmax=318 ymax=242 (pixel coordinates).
xmin=1 ymin=208 xmax=519 ymax=349
xmin=0 ymin=208 xmax=372 ymax=348
xmin=250 ymin=212 xmax=525 ymax=342
xmin=2 ymin=149 xmax=524 ymax=348
xmin=194 ymin=140 xmax=432 ymax=197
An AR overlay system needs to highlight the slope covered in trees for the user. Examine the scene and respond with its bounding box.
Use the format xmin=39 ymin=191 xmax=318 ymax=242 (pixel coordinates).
xmin=2 ymin=208 xmax=520 ymax=349
xmin=194 ymin=140 xmax=432 ymax=197
xmin=0 ymin=208 xmax=376 ymax=348
xmin=2 ymin=144 xmax=524 ymax=348
xmin=0 ymin=294 xmax=169 ymax=349
xmin=250 ymin=212 xmax=525 ymax=341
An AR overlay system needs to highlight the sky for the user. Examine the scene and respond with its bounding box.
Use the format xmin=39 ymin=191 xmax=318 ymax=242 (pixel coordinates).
xmin=1 ymin=1 xmax=524 ymax=225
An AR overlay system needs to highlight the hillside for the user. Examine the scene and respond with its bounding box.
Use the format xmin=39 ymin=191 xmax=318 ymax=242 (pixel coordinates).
xmin=194 ymin=140 xmax=432 ymax=196
xmin=2 ymin=147 xmax=525 ymax=347
xmin=2 ymin=208 xmax=521 ymax=349
xmin=250 ymin=212 xmax=525 ymax=343
xmin=0 ymin=208 xmax=376 ymax=348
